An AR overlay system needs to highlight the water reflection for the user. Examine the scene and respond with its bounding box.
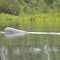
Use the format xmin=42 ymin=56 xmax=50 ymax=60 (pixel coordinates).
xmin=0 ymin=45 xmax=60 ymax=60
xmin=1 ymin=47 xmax=8 ymax=60
xmin=12 ymin=47 xmax=20 ymax=56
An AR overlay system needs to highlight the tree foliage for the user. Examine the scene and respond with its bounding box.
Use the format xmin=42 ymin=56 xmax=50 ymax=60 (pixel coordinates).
xmin=0 ymin=0 xmax=60 ymax=15
xmin=19 ymin=0 xmax=60 ymax=14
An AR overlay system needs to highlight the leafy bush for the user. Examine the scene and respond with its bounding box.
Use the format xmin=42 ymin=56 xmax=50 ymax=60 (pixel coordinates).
xmin=0 ymin=0 xmax=20 ymax=15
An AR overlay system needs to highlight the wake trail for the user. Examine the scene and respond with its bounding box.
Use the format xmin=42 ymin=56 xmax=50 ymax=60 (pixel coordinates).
xmin=28 ymin=32 xmax=60 ymax=35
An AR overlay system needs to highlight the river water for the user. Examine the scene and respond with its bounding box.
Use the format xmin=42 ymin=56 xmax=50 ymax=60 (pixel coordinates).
xmin=0 ymin=18 xmax=60 ymax=60
xmin=0 ymin=30 xmax=60 ymax=60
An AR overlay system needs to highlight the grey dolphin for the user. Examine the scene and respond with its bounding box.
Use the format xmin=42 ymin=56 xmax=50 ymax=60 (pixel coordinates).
xmin=0 ymin=27 xmax=60 ymax=38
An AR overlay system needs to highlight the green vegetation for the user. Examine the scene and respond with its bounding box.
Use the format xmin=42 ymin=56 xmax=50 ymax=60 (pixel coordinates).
xmin=0 ymin=0 xmax=60 ymax=15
